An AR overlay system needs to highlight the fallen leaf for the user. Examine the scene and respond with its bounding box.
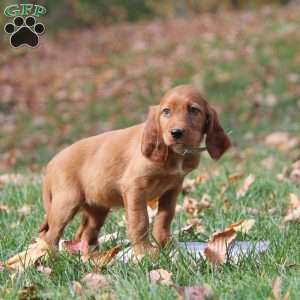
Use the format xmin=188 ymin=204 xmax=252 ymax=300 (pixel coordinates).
xmin=182 ymin=178 xmax=197 ymax=194
xmin=180 ymin=218 xmax=206 ymax=234
xmin=261 ymin=157 xmax=275 ymax=170
xmin=237 ymin=174 xmax=255 ymax=198
xmin=223 ymin=199 xmax=231 ymax=211
xmin=183 ymin=194 xmax=211 ymax=216
xmin=18 ymin=205 xmax=32 ymax=216
xmin=18 ymin=284 xmax=41 ymax=300
xmin=6 ymin=238 xmax=51 ymax=272
xmin=37 ymin=265 xmax=52 ymax=276
xmin=0 ymin=204 xmax=10 ymax=213
xmin=176 ymin=284 xmax=213 ymax=300
xmin=272 ymin=277 xmax=282 ymax=300
xmin=204 ymin=219 xmax=256 ymax=264
xmin=265 ymin=132 xmax=300 ymax=152
xmin=72 ymin=281 xmax=84 ymax=297
xmin=83 ymin=245 xmax=120 ymax=269
xmin=182 ymin=172 xmax=210 ymax=194
xmin=149 ymin=269 xmax=173 ymax=286
xmin=284 ymin=193 xmax=300 ymax=223
xmin=98 ymin=232 xmax=118 ymax=244
xmin=0 ymin=173 xmax=41 ymax=187
xmin=204 ymin=228 xmax=237 ymax=264
xmin=289 ymin=160 xmax=300 ymax=184
xmin=228 ymin=172 xmax=244 ymax=184
xmin=227 ymin=219 xmax=255 ymax=234
xmin=0 ymin=174 xmax=27 ymax=187
xmin=270 ymin=276 xmax=289 ymax=300
xmin=81 ymin=273 xmax=109 ymax=289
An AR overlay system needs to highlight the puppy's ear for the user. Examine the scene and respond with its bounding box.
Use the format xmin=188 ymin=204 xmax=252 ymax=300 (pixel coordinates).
xmin=205 ymin=106 xmax=231 ymax=160
xmin=141 ymin=105 xmax=168 ymax=163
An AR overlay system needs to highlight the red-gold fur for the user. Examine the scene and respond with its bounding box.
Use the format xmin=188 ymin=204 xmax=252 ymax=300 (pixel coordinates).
xmin=39 ymin=85 xmax=231 ymax=256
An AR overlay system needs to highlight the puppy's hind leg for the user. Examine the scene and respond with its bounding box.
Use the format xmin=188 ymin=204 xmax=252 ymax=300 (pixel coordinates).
xmin=75 ymin=206 xmax=109 ymax=246
xmin=43 ymin=190 xmax=82 ymax=246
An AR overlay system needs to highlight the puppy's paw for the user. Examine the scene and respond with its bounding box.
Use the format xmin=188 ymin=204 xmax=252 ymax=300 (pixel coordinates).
xmin=133 ymin=242 xmax=159 ymax=259
xmin=153 ymin=231 xmax=172 ymax=248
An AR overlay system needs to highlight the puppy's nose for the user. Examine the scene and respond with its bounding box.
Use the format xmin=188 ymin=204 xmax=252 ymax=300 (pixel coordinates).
xmin=170 ymin=128 xmax=185 ymax=139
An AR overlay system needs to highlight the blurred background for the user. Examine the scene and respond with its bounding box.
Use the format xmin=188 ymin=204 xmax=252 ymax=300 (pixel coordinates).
xmin=0 ymin=0 xmax=299 ymax=172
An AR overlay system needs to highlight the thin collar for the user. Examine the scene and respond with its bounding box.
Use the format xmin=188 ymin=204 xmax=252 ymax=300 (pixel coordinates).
xmin=171 ymin=145 xmax=207 ymax=156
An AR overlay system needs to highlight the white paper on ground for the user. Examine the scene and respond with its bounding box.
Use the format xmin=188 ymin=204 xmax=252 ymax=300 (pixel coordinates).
xmin=116 ymin=240 xmax=270 ymax=263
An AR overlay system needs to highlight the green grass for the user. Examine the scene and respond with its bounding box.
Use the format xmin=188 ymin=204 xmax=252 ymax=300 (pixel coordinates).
xmin=1 ymin=6 xmax=300 ymax=300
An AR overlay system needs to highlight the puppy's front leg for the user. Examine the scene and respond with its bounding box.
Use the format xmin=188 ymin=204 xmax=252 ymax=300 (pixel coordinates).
xmin=153 ymin=185 xmax=182 ymax=248
xmin=124 ymin=189 xmax=158 ymax=257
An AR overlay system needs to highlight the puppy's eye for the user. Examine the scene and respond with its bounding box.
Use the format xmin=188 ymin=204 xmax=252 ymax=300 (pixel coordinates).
xmin=188 ymin=106 xmax=201 ymax=114
xmin=161 ymin=108 xmax=171 ymax=116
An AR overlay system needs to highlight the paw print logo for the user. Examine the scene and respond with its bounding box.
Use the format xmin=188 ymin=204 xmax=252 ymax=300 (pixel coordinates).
xmin=4 ymin=16 xmax=45 ymax=48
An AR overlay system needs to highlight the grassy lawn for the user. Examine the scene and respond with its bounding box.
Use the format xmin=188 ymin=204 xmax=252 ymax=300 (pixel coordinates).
xmin=1 ymin=6 xmax=300 ymax=300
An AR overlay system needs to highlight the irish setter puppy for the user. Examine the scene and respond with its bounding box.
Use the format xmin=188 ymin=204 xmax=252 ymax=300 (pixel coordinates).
xmin=39 ymin=85 xmax=231 ymax=256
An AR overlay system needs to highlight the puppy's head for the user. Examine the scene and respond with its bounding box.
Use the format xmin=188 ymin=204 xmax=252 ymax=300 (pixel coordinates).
xmin=141 ymin=85 xmax=231 ymax=162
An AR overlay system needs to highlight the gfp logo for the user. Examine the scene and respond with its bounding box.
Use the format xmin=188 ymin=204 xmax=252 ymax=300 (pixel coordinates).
xmin=3 ymin=4 xmax=47 ymax=48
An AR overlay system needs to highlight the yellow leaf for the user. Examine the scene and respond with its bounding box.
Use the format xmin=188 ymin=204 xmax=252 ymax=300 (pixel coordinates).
xmin=284 ymin=193 xmax=300 ymax=223
xmin=227 ymin=219 xmax=255 ymax=234
xmin=6 ymin=238 xmax=51 ymax=272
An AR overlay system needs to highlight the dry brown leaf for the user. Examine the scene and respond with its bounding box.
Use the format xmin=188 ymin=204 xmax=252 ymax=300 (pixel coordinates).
xmin=183 ymin=194 xmax=211 ymax=216
xmin=18 ymin=205 xmax=32 ymax=216
xmin=270 ymin=276 xmax=289 ymax=300
xmin=284 ymin=193 xmax=300 ymax=223
xmin=0 ymin=174 xmax=27 ymax=186
xmin=181 ymin=218 xmax=206 ymax=234
xmin=98 ymin=232 xmax=118 ymax=244
xmin=223 ymin=199 xmax=231 ymax=211
xmin=227 ymin=219 xmax=255 ymax=234
xmin=237 ymin=174 xmax=255 ymax=198
xmin=228 ymin=172 xmax=244 ymax=184
xmin=265 ymin=132 xmax=300 ymax=152
xmin=37 ymin=265 xmax=52 ymax=276
xmin=0 ymin=262 xmax=5 ymax=272
xmin=204 ymin=228 xmax=237 ymax=264
xmin=0 ymin=204 xmax=10 ymax=213
xmin=261 ymin=156 xmax=275 ymax=170
xmin=18 ymin=284 xmax=41 ymax=300
xmin=72 ymin=281 xmax=84 ymax=297
xmin=182 ymin=172 xmax=210 ymax=194
xmin=6 ymin=238 xmax=51 ymax=272
xmin=182 ymin=178 xmax=197 ymax=194
xmin=81 ymin=273 xmax=109 ymax=289
xmin=290 ymin=160 xmax=300 ymax=184
xmin=149 ymin=269 xmax=173 ymax=286
xmin=204 ymin=219 xmax=256 ymax=264
xmin=176 ymin=284 xmax=213 ymax=300
xmin=83 ymin=246 xmax=120 ymax=269
xmin=0 ymin=173 xmax=41 ymax=187
xmin=272 ymin=277 xmax=282 ymax=300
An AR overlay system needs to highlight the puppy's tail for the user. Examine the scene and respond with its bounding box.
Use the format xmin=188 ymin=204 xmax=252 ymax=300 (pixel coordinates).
xmin=39 ymin=176 xmax=51 ymax=233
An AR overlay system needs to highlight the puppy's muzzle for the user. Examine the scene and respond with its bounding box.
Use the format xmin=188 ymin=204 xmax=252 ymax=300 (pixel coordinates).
xmin=170 ymin=128 xmax=185 ymax=139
